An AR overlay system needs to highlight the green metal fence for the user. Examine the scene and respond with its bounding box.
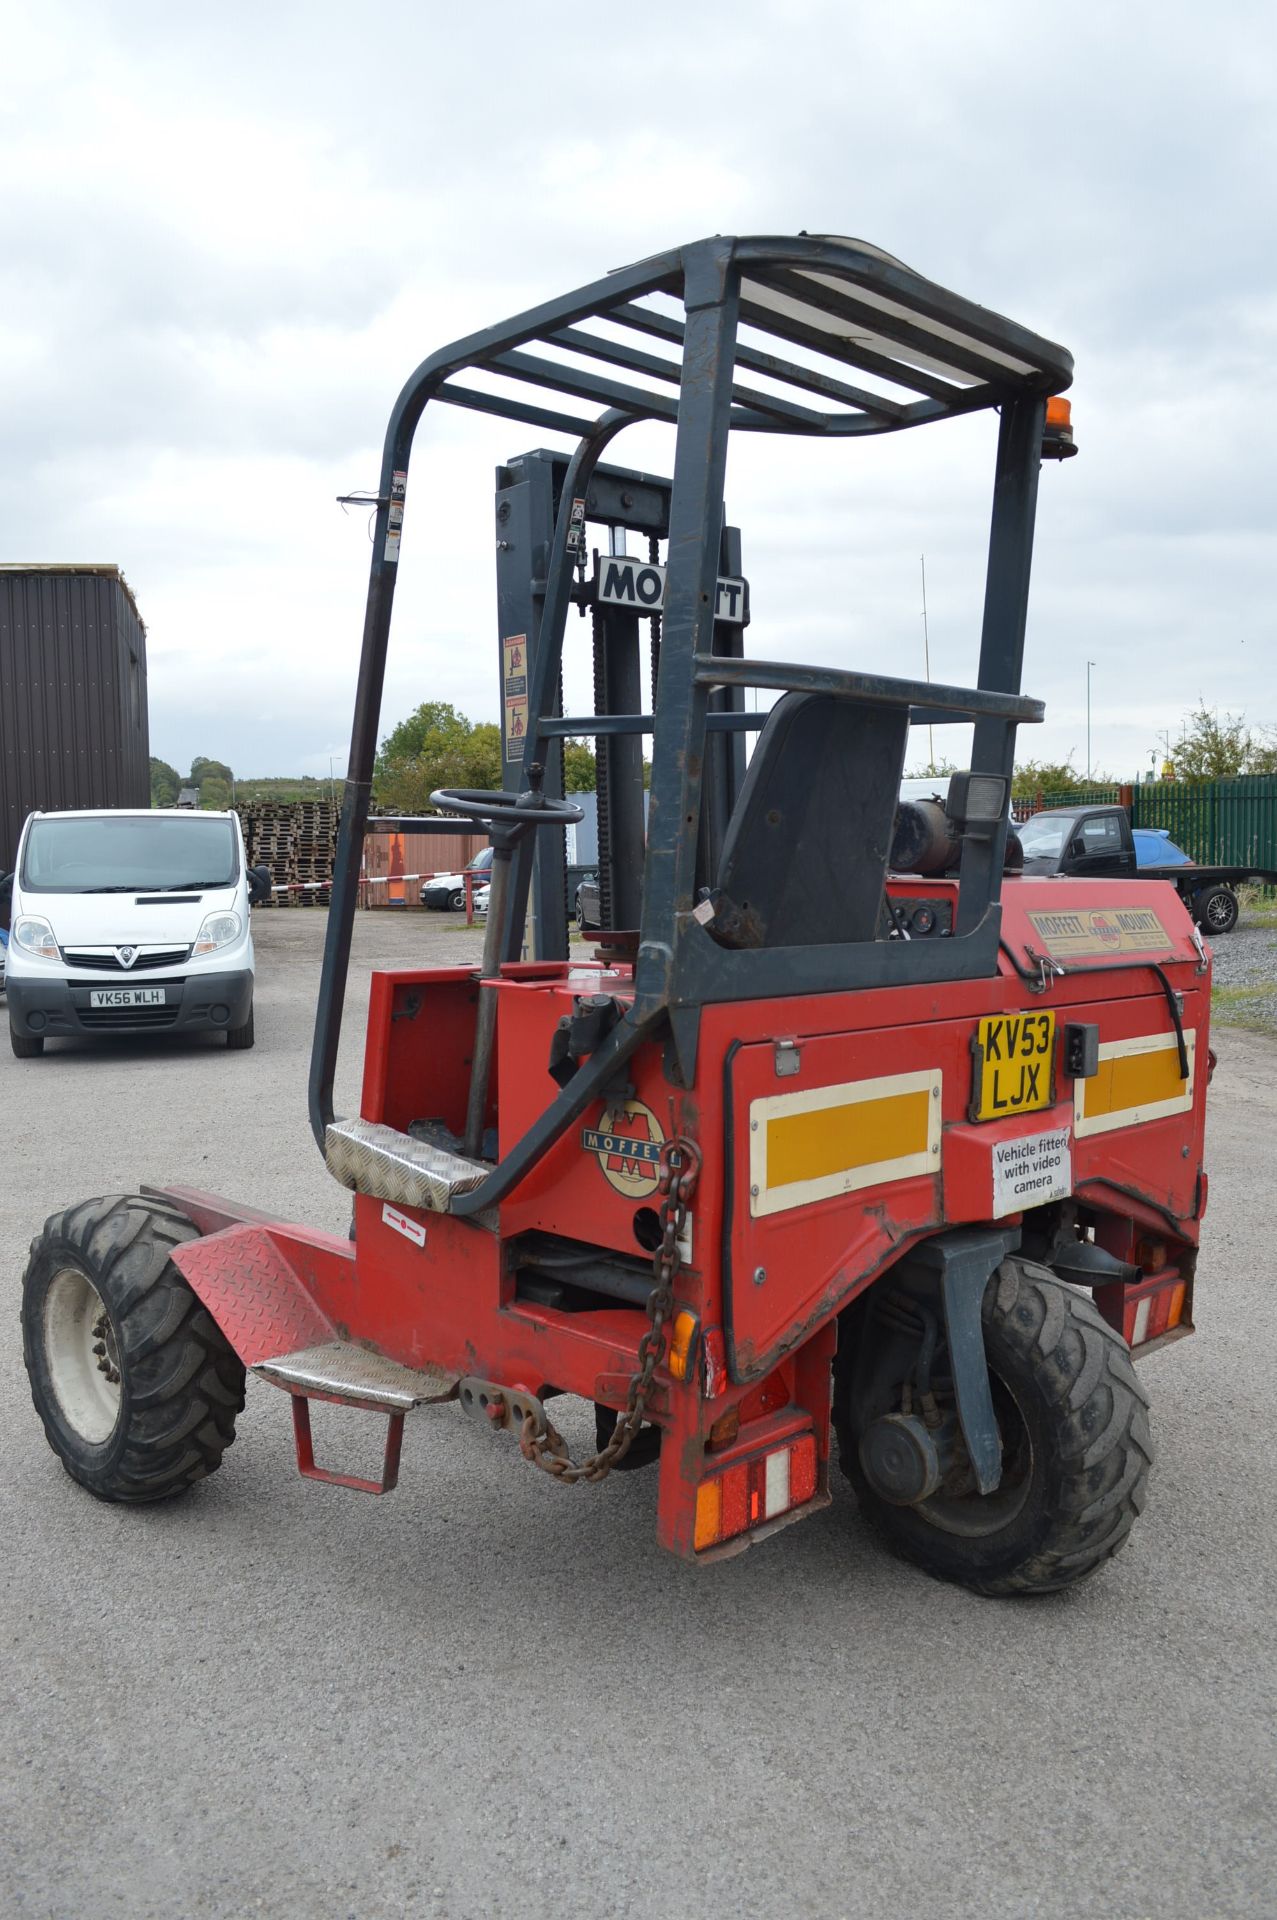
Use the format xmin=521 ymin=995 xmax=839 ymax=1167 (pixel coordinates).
xmin=1130 ymin=776 xmax=1277 ymax=868
xmin=1019 ymin=776 xmax=1277 ymax=869
xmin=1038 ymin=785 xmax=1120 ymax=811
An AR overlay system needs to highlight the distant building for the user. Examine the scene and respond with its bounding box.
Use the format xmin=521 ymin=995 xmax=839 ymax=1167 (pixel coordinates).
xmin=177 ymin=786 xmax=201 ymax=809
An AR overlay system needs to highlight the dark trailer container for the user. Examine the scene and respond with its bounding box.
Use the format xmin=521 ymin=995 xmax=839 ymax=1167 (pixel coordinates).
xmin=0 ymin=565 xmax=150 ymax=875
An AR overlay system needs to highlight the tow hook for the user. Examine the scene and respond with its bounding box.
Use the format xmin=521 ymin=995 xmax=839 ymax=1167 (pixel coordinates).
xmin=458 ymin=1377 xmax=548 ymax=1439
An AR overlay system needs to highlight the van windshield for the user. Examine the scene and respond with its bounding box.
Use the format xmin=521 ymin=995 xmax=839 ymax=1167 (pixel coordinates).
xmin=21 ymin=816 xmax=239 ymax=894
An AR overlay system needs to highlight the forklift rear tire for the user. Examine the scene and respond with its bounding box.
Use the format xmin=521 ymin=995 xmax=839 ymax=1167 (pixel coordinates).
xmin=10 ymin=1024 xmax=44 ymax=1057
xmin=226 ymin=1005 xmax=255 ymax=1050
xmin=1194 ymin=886 xmax=1238 ymax=935
xmin=834 ymin=1257 xmax=1153 ymax=1596
xmin=22 ymin=1195 xmax=246 ymax=1504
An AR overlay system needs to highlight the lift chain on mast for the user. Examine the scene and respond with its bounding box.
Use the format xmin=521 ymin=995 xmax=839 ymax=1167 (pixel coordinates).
xmin=590 ymin=583 xmax=613 ymax=928
xmin=518 ymin=1137 xmax=701 ymax=1484
xmin=648 ymin=532 xmax=662 ymax=700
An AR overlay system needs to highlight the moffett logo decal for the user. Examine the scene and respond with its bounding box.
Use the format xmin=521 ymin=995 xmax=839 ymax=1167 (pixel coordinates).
xmin=582 ymin=1100 xmax=665 ymax=1197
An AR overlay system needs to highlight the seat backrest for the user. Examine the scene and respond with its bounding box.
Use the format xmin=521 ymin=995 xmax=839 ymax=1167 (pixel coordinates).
xmin=715 ymin=691 xmax=909 ymax=947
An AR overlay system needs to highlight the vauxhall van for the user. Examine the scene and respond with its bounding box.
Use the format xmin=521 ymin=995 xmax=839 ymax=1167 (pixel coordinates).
xmin=4 ymin=809 xmax=268 ymax=1058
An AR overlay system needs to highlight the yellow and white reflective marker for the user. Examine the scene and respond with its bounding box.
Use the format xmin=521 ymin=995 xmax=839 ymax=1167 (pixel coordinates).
xmin=1074 ymin=1031 xmax=1195 ymax=1138
xmin=749 ymin=1069 xmax=942 ymax=1217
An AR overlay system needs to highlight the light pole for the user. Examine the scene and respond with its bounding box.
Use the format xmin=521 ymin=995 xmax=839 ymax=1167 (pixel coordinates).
xmin=1086 ymin=661 xmax=1096 ymax=780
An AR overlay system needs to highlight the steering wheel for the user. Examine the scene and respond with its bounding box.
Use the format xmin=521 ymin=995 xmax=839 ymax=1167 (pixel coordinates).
xmin=430 ymin=785 xmax=584 ymax=829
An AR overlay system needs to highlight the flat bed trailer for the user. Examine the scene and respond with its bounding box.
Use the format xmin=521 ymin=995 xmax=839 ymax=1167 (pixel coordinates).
xmin=1019 ymin=801 xmax=1275 ymax=933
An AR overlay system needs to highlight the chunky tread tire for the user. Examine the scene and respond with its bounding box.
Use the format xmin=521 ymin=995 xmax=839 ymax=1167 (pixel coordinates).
xmin=836 ymin=1257 xmax=1153 ymax=1596
xmin=22 ymin=1195 xmax=245 ymax=1503
xmin=10 ymin=1025 xmax=43 ymax=1058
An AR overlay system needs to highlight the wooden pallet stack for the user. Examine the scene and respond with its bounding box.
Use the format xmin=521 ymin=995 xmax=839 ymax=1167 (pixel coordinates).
xmin=238 ymin=801 xmax=337 ymax=906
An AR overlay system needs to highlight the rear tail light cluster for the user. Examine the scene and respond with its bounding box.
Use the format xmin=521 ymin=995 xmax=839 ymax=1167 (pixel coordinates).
xmin=694 ymin=1433 xmax=818 ymax=1552
xmin=1125 ymin=1272 xmax=1188 ymax=1348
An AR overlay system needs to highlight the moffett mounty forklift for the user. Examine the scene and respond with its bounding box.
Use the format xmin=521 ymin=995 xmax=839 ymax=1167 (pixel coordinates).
xmin=21 ymin=235 xmax=1210 ymax=1594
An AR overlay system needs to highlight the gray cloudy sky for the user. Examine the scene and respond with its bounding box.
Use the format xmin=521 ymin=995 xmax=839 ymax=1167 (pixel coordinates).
xmin=2 ymin=0 xmax=1274 ymax=783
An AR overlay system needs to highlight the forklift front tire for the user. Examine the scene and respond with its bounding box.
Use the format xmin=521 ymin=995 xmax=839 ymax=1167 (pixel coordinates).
xmin=835 ymin=1257 xmax=1153 ymax=1596
xmin=22 ymin=1195 xmax=245 ymax=1503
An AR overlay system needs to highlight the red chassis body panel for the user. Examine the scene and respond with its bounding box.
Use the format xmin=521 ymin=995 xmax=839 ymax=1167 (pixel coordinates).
xmin=166 ymin=876 xmax=1210 ymax=1560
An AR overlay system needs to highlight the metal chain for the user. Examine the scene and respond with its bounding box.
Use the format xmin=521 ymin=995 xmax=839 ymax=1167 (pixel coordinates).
xmin=518 ymin=1136 xmax=701 ymax=1484
xmin=648 ymin=532 xmax=662 ymax=701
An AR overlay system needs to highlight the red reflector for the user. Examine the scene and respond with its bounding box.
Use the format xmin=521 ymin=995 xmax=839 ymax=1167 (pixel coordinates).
xmin=720 ymin=1463 xmax=750 ymax=1540
xmin=790 ymin=1435 xmax=818 ymax=1505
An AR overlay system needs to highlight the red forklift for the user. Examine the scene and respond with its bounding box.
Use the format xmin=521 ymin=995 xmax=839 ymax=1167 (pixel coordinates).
xmin=21 ymin=235 xmax=1207 ymax=1594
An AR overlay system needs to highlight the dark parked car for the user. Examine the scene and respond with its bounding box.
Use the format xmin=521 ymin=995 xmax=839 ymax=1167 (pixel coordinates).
xmin=575 ymin=873 xmax=600 ymax=932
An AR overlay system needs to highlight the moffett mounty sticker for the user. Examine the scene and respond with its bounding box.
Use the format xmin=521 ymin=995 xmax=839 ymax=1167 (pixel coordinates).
xmin=1027 ymin=906 xmax=1174 ymax=960
xmin=582 ymin=1099 xmax=665 ymax=1198
xmin=991 ymin=1126 xmax=1072 ymax=1218
xmin=383 ymin=470 xmax=407 ymax=564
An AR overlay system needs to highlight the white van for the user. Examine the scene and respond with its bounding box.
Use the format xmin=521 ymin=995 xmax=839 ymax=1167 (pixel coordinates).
xmin=3 ymin=809 xmax=268 ymax=1058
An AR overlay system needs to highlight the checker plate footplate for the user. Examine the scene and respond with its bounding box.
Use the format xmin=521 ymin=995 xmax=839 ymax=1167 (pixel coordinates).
xmin=255 ymin=1343 xmax=458 ymax=1410
xmin=172 ymin=1225 xmax=336 ymax=1366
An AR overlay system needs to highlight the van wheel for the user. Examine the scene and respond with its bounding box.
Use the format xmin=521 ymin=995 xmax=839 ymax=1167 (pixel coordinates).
xmin=10 ymin=1024 xmax=44 ymax=1058
xmin=834 ymin=1257 xmax=1153 ymax=1595
xmin=448 ymin=888 xmax=466 ymax=912
xmin=226 ymin=1005 xmax=254 ymax=1050
xmin=22 ymin=1195 xmax=245 ymax=1502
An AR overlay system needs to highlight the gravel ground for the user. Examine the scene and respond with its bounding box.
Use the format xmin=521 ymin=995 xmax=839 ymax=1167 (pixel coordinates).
xmin=2 ymin=909 xmax=1275 ymax=1920
xmin=1208 ymin=908 xmax=1277 ymax=1033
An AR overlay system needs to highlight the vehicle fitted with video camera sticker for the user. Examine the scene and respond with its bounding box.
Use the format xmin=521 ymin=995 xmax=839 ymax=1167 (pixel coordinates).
xmin=19 ymin=234 xmax=1206 ymax=1597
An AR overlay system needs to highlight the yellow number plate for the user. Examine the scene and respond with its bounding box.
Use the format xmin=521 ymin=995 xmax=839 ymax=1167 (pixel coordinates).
xmin=973 ymin=1011 xmax=1056 ymax=1121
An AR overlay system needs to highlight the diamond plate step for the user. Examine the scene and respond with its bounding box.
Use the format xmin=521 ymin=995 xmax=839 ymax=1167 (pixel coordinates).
xmin=325 ymin=1117 xmax=489 ymax=1213
xmin=254 ymin=1341 xmax=459 ymax=1411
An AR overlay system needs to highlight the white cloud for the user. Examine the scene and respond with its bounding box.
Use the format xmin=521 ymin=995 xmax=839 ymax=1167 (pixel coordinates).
xmin=0 ymin=0 xmax=1273 ymax=784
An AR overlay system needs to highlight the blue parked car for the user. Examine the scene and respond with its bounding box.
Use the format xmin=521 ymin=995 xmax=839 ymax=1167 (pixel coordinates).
xmin=1133 ymin=828 xmax=1196 ymax=870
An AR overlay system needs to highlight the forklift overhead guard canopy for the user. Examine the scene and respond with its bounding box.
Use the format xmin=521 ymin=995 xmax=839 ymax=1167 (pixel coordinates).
xmin=407 ymin=232 xmax=1072 ymax=442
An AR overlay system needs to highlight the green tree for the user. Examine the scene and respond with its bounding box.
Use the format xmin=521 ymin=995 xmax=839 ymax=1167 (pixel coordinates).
xmin=563 ymin=739 xmax=597 ymax=793
xmin=1248 ymin=729 xmax=1277 ymax=775
xmin=191 ymin=756 xmax=234 ymax=788
xmin=904 ymin=756 xmax=958 ymax=780
xmin=150 ymin=756 xmax=181 ymax=807
xmin=373 ymin=702 xmax=503 ymax=812
xmin=199 ymin=777 xmax=232 ymax=810
xmin=1172 ymin=705 xmax=1250 ymax=779
xmin=463 ymin=723 xmax=503 ymax=790
xmin=1010 ymin=757 xmax=1112 ymax=802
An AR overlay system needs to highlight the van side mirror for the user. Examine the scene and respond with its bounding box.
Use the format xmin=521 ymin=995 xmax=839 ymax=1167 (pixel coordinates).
xmin=248 ymin=865 xmax=272 ymax=906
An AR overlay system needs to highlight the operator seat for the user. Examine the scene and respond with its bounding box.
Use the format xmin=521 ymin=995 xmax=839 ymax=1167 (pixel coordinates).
xmin=714 ymin=691 xmax=909 ymax=947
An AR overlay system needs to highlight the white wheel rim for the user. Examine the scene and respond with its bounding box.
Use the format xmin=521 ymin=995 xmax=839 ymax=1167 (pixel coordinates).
xmin=44 ymin=1267 xmax=122 ymax=1444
